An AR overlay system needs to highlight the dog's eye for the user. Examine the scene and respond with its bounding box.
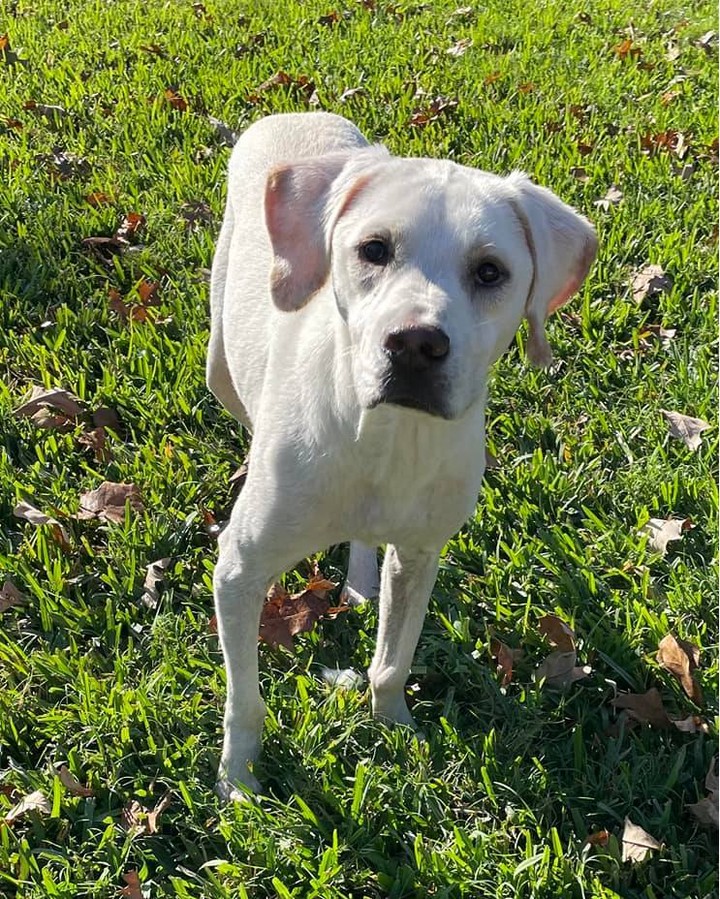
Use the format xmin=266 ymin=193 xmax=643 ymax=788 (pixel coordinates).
xmin=360 ymin=239 xmax=390 ymax=266
xmin=474 ymin=261 xmax=503 ymax=286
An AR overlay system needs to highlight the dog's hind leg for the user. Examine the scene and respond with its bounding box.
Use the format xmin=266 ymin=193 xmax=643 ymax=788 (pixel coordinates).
xmin=342 ymin=541 xmax=380 ymax=606
xmin=368 ymin=544 xmax=440 ymax=727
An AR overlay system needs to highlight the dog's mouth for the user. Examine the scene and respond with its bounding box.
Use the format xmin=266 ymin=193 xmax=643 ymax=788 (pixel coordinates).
xmin=368 ymin=389 xmax=452 ymax=419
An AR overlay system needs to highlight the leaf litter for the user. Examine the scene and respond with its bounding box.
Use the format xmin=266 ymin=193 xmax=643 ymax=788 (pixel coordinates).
xmin=660 ymin=409 xmax=711 ymax=451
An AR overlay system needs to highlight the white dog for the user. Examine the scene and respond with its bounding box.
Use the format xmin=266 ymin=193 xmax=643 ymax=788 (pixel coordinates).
xmin=207 ymin=112 xmax=596 ymax=798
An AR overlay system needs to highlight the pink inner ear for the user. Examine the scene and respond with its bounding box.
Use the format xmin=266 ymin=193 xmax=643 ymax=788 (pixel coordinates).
xmin=546 ymin=235 xmax=598 ymax=315
xmin=264 ymin=163 xmax=333 ymax=311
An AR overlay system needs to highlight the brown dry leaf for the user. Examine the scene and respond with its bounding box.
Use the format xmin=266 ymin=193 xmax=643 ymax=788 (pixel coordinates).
xmin=115 ymin=212 xmax=146 ymax=242
xmin=621 ymin=817 xmax=661 ymax=862
xmin=483 ymin=71 xmax=502 ymax=85
xmin=535 ymin=649 xmax=591 ymax=690
xmin=614 ymin=39 xmax=642 ymax=60
xmin=687 ymin=757 xmax=718 ymax=827
xmin=108 ymin=287 xmax=149 ymax=323
xmin=0 ymin=33 xmax=21 ymax=65
xmin=259 ymin=574 xmax=337 ymax=649
xmin=672 ymin=715 xmax=709 ymax=734
xmin=570 ymin=166 xmax=590 ymax=182
xmin=78 ymin=426 xmax=111 ymax=463
xmin=85 ymin=191 xmax=113 ymax=207
xmin=58 ymin=765 xmax=94 ymax=797
xmin=0 ymin=580 xmax=25 ymax=612
xmin=657 ymin=633 xmax=703 ymax=704
xmin=142 ymin=557 xmax=171 ymax=609
xmin=92 ymin=406 xmax=121 ymax=431
xmin=490 ymin=638 xmax=521 ymax=687
xmin=594 ymin=185 xmax=623 ymax=211
xmin=538 ymin=614 xmax=576 ymax=651
xmin=135 ymin=279 xmax=161 ymax=305
xmin=318 ymin=10 xmax=342 ymax=26
xmin=120 ymin=870 xmax=143 ymax=899
xmin=164 ymin=88 xmax=188 ymax=111
xmin=640 ymin=517 xmax=691 ymax=555
xmin=630 ymin=264 xmax=672 ymax=304
xmin=146 ymin=791 xmax=172 ymax=833
xmin=77 ymin=482 xmax=144 ymax=524
xmin=409 ymin=96 xmax=458 ymax=128
xmin=13 ymin=501 xmax=71 ymax=551
xmin=14 ymin=386 xmax=85 ymax=423
xmin=612 ymin=688 xmax=672 ymax=728
xmin=518 ymin=82 xmax=534 ymax=94
xmin=584 ymin=829 xmax=610 ymax=847
xmin=3 ymin=789 xmax=51 ymax=823
xmin=660 ymin=409 xmax=710 ymax=452
xmin=181 ymin=200 xmax=213 ymax=232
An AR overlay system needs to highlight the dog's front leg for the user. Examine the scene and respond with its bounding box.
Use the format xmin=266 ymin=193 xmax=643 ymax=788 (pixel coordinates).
xmin=213 ymin=490 xmax=313 ymax=800
xmin=368 ymin=544 xmax=440 ymax=727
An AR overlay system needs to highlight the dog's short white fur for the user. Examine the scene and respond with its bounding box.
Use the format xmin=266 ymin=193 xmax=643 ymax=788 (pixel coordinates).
xmin=208 ymin=112 xmax=597 ymax=799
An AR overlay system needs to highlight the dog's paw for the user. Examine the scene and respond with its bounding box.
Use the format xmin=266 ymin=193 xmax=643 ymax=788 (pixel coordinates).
xmin=216 ymin=774 xmax=263 ymax=804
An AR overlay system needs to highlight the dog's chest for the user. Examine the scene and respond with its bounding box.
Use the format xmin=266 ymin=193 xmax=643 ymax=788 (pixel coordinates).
xmin=343 ymin=411 xmax=483 ymax=547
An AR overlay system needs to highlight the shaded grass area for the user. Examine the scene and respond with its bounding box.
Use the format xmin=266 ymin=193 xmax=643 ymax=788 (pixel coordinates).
xmin=0 ymin=0 xmax=717 ymax=896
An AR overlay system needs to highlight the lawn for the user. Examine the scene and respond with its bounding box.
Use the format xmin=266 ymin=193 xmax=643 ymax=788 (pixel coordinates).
xmin=0 ymin=0 xmax=717 ymax=896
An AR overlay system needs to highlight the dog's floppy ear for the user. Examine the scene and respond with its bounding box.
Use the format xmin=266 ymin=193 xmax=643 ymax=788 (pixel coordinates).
xmin=507 ymin=172 xmax=597 ymax=367
xmin=265 ymin=154 xmax=360 ymax=311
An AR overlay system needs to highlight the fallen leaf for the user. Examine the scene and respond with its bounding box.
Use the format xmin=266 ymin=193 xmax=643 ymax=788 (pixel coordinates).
xmin=538 ymin=614 xmax=576 ymax=651
xmin=611 ymin=688 xmax=671 ymax=728
xmin=571 ymin=166 xmax=590 ymax=182
xmin=181 ymin=200 xmax=213 ymax=231
xmin=142 ymin=557 xmax=171 ymax=608
xmin=259 ymin=574 xmax=337 ymax=649
xmin=115 ymin=212 xmax=146 ymax=242
xmin=85 ymin=191 xmax=113 ymax=207
xmin=318 ymin=10 xmax=342 ymax=26
xmin=319 ymin=667 xmax=364 ymax=689
xmin=584 ymin=829 xmax=610 ymax=847
xmin=640 ymin=517 xmax=691 ymax=555
xmin=0 ymin=33 xmax=21 ymax=65
xmin=672 ymin=715 xmax=709 ymax=734
xmin=657 ymin=633 xmax=703 ymax=703
xmin=13 ymin=501 xmax=71 ymax=550
xmin=58 ymin=765 xmax=94 ymax=797
xmin=76 ymin=482 xmax=144 ymax=524
xmin=446 ymin=37 xmax=472 ymax=56
xmin=646 ymin=324 xmax=676 ymax=344
xmin=594 ymin=185 xmax=623 ymax=211
xmin=145 ymin=791 xmax=172 ymax=833
xmin=409 ymin=96 xmax=458 ymax=128
xmin=38 ymin=149 xmax=90 ymax=181
xmin=660 ymin=410 xmax=710 ymax=452
xmin=535 ymin=649 xmax=591 ymax=690
xmin=694 ymin=30 xmax=717 ymax=53
xmin=14 ymin=386 xmax=85 ymax=422
xmin=613 ymin=39 xmax=642 ymax=60
xmin=630 ymin=264 xmax=672 ymax=304
xmin=78 ymin=426 xmax=111 ymax=462
xmin=0 ymin=580 xmax=25 ymax=612
xmin=339 ymin=86 xmax=366 ymax=102
xmin=119 ymin=870 xmax=143 ymax=899
xmin=207 ymin=115 xmax=238 ymax=146
xmin=490 ymin=638 xmax=521 ymax=687
xmin=3 ymin=789 xmax=51 ymax=823
xmin=622 ymin=817 xmax=661 ymax=862
xmin=483 ymin=70 xmax=502 ymax=85
xmin=164 ymin=88 xmax=188 ymax=111
xmin=687 ymin=757 xmax=718 ymax=827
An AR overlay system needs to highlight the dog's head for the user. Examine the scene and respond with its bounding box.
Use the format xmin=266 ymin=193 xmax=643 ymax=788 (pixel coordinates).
xmin=264 ymin=150 xmax=597 ymax=420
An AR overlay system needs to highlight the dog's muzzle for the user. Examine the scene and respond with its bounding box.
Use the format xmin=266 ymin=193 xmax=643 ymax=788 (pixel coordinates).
xmin=371 ymin=325 xmax=452 ymax=418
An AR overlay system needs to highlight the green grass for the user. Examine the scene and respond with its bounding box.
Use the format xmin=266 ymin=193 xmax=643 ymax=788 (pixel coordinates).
xmin=0 ymin=0 xmax=717 ymax=896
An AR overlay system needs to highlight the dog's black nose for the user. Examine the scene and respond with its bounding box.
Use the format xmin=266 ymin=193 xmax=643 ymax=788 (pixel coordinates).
xmin=383 ymin=326 xmax=450 ymax=370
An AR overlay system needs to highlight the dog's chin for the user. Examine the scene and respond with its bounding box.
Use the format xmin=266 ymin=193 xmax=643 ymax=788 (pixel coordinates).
xmin=367 ymin=392 xmax=453 ymax=420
